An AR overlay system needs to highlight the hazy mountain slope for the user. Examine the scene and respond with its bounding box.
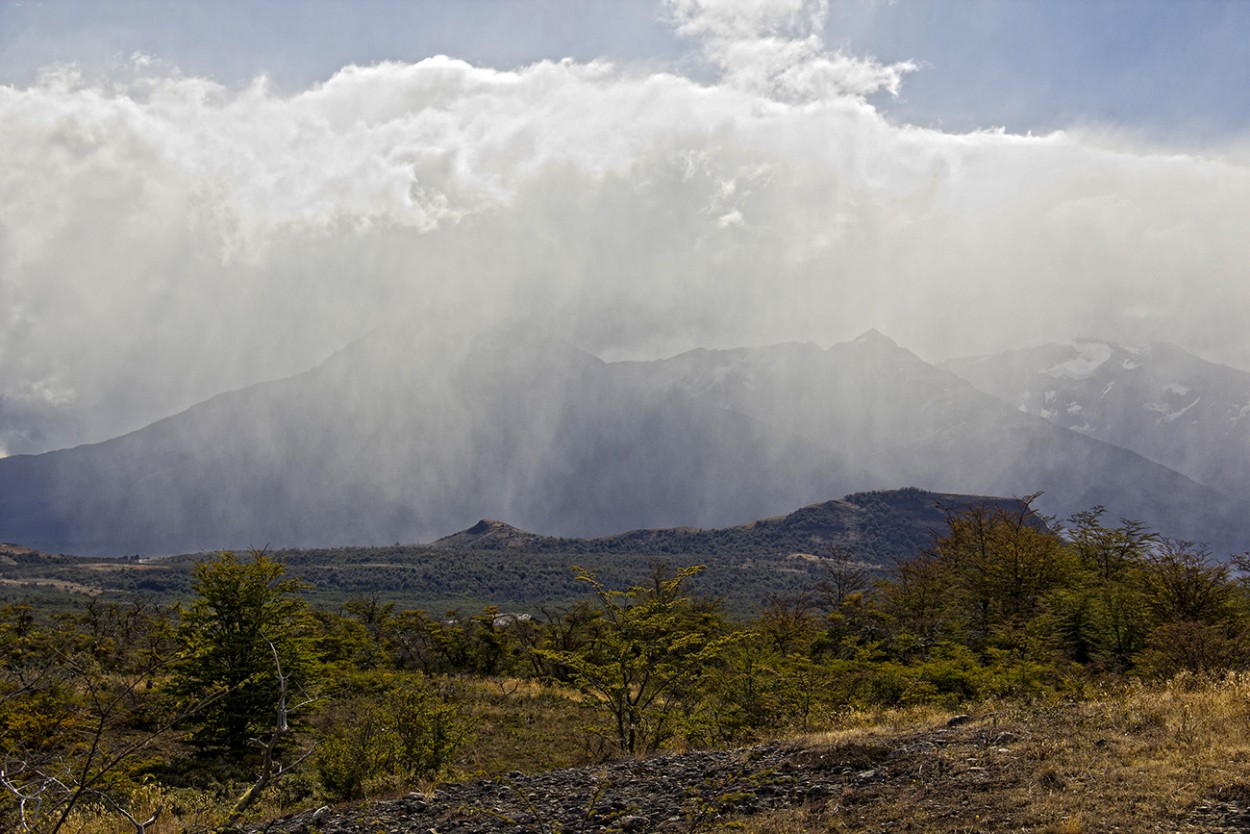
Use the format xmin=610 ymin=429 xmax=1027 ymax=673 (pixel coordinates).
xmin=1 ymin=328 xmax=1245 ymax=557
xmin=0 ymin=329 xmax=861 ymax=556
xmin=942 ymin=339 xmax=1250 ymax=498
xmin=615 ymin=331 xmax=1246 ymax=550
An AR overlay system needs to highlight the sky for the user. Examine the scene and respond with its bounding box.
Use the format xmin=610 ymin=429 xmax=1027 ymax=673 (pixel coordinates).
xmin=2 ymin=0 xmax=1250 ymax=455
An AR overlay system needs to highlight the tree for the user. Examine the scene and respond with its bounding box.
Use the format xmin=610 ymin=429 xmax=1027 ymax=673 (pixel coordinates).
xmin=1053 ymin=508 xmax=1155 ymax=669
xmin=926 ymin=496 xmax=1071 ymax=649
xmin=538 ymin=565 xmax=733 ymax=755
xmin=0 ymin=601 xmax=203 ymax=834
xmin=817 ymin=545 xmax=870 ymax=608
xmin=1135 ymin=540 xmax=1244 ymax=677
xmin=170 ymin=551 xmax=318 ymax=760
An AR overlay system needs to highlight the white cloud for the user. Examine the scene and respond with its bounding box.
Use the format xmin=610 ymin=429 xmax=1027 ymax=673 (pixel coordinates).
xmin=0 ymin=4 xmax=1248 ymax=451
xmin=665 ymin=0 xmax=914 ymax=102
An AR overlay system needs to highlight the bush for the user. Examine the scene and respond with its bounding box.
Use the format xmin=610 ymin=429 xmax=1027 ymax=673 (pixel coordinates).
xmin=315 ymin=677 xmax=467 ymax=800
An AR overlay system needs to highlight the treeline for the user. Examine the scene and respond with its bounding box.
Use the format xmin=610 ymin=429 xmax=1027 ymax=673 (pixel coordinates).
xmin=2 ymin=499 xmax=1248 ymax=832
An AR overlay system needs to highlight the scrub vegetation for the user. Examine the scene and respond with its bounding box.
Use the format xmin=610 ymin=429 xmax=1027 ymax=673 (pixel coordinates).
xmin=2 ymin=499 xmax=1248 ymax=832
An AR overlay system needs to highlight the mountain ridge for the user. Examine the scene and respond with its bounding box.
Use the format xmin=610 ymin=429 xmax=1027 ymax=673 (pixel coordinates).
xmin=0 ymin=487 xmax=1041 ymax=611
xmin=942 ymin=338 xmax=1250 ymax=500
xmin=0 ymin=328 xmax=1245 ymax=557
xmin=430 ymin=487 xmax=1036 ymax=565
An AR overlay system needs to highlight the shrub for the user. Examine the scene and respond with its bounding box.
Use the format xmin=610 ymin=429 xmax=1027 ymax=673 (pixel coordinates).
xmin=315 ymin=677 xmax=466 ymax=800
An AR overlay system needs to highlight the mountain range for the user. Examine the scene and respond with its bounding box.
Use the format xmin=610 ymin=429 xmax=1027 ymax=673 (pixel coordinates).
xmin=942 ymin=339 xmax=1250 ymax=499
xmin=0 ymin=328 xmax=1245 ymax=556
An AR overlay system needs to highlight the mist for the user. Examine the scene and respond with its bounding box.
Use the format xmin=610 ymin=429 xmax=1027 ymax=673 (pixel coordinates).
xmin=3 ymin=0 xmax=1250 ymax=456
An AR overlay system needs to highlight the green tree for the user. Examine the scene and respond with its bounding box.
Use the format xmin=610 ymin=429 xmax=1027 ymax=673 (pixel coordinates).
xmin=0 ymin=601 xmax=193 ymax=834
xmin=171 ymin=551 xmax=318 ymax=759
xmin=874 ymin=496 xmax=1078 ymax=696
xmin=538 ymin=565 xmax=732 ymax=755
xmin=1052 ymin=508 xmax=1154 ymax=669
xmin=1135 ymin=539 xmax=1245 ymax=677
xmin=929 ymin=496 xmax=1071 ymax=643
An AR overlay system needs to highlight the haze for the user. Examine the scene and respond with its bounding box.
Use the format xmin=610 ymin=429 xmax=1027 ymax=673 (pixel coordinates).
xmin=2 ymin=0 xmax=1249 ymax=456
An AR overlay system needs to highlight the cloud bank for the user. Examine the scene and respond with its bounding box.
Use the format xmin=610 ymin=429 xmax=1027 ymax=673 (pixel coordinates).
xmin=1 ymin=0 xmax=1249 ymax=453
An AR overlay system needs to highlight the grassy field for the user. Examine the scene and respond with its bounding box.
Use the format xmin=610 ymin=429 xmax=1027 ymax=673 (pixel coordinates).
xmin=736 ymin=674 xmax=1250 ymax=833
xmin=38 ymin=673 xmax=1250 ymax=833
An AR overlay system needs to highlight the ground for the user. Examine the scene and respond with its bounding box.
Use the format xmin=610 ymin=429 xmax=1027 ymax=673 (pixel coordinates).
xmin=248 ymin=676 xmax=1250 ymax=834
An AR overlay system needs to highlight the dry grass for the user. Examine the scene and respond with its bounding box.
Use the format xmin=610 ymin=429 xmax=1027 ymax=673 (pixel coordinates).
xmin=48 ymin=784 xmax=227 ymax=834
xmin=44 ymin=674 xmax=1250 ymax=833
xmin=25 ymin=676 xmax=596 ymax=833
xmin=448 ymin=676 xmax=603 ymax=776
xmin=732 ymin=673 xmax=1250 ymax=833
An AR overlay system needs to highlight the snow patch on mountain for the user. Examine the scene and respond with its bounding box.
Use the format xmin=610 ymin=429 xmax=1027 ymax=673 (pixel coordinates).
xmin=1045 ymin=342 xmax=1113 ymax=380
xmin=941 ymin=336 xmax=1250 ymax=502
xmin=1146 ymin=397 xmax=1201 ymax=423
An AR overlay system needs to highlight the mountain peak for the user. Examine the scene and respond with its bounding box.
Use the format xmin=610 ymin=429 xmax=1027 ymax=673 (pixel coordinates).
xmin=850 ymin=329 xmax=898 ymax=348
xmin=432 ymin=519 xmax=542 ymax=550
xmin=466 ymin=519 xmax=518 ymax=534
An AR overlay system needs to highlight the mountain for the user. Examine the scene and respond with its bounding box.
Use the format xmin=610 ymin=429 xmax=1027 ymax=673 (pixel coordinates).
xmin=0 ymin=328 xmax=1244 ymax=557
xmin=942 ymin=339 xmax=1250 ymax=499
xmin=0 ymin=329 xmax=861 ymax=555
xmin=614 ymin=331 xmax=1245 ymax=551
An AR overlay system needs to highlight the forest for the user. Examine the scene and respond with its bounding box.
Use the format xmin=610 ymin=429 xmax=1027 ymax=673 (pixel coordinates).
xmin=3 ymin=499 xmax=1248 ymax=832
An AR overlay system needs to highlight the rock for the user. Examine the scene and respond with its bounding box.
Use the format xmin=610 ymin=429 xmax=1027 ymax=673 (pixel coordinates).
xmin=245 ymin=734 xmax=902 ymax=834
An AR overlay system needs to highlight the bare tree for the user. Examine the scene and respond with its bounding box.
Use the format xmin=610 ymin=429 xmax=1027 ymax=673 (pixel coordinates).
xmin=221 ymin=639 xmax=317 ymax=831
xmin=817 ymin=544 xmax=870 ymax=608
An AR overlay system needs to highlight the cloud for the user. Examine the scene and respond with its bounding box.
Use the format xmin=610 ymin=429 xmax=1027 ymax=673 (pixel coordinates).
xmin=0 ymin=7 xmax=1248 ymax=453
xmin=665 ymin=0 xmax=915 ymax=101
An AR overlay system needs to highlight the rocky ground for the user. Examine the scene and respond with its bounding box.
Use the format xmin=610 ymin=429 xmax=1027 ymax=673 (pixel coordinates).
xmin=248 ymin=737 xmax=870 ymax=833
xmin=247 ymin=713 xmax=1250 ymax=834
xmin=244 ymin=717 xmax=1017 ymax=834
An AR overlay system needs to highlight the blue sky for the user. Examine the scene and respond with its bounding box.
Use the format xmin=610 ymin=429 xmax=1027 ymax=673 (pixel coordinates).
xmin=840 ymin=0 xmax=1250 ymax=141
xmin=3 ymin=0 xmax=1249 ymax=141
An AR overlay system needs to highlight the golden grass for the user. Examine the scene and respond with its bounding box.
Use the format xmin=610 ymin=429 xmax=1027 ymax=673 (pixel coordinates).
xmin=733 ymin=673 xmax=1250 ymax=833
